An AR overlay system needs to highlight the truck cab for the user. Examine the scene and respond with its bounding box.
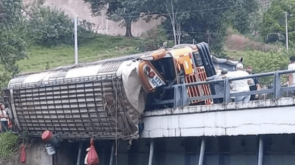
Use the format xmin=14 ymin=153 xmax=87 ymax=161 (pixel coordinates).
xmin=137 ymin=42 xmax=216 ymax=110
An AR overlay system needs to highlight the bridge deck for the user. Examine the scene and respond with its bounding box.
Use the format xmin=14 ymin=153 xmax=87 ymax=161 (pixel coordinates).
xmin=141 ymin=97 xmax=295 ymax=138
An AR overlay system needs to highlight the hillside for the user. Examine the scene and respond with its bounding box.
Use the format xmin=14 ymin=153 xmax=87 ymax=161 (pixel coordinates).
xmin=19 ymin=34 xmax=140 ymax=73
xmin=17 ymin=30 xmax=289 ymax=79
xmin=23 ymin=0 xmax=162 ymax=37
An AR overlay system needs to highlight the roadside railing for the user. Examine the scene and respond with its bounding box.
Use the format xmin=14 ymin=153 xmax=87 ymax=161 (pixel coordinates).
xmin=176 ymin=69 xmax=295 ymax=107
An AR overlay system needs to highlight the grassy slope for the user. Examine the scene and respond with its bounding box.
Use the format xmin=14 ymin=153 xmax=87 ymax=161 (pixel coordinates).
xmin=18 ymin=31 xmax=286 ymax=77
xmin=18 ymin=34 xmax=140 ymax=73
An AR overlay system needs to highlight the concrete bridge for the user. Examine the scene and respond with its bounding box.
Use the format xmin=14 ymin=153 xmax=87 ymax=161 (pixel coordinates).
xmin=6 ymin=70 xmax=295 ymax=165
xmin=137 ymin=69 xmax=295 ymax=165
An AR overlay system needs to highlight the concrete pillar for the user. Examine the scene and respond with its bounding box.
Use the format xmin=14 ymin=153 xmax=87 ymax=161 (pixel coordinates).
xmin=155 ymin=138 xmax=166 ymax=165
xmin=109 ymin=142 xmax=115 ymax=165
xmin=258 ymin=137 xmax=264 ymax=165
xmin=75 ymin=142 xmax=83 ymax=165
xmin=217 ymin=137 xmax=224 ymax=165
xmin=198 ymin=138 xmax=206 ymax=165
xmin=148 ymin=140 xmax=155 ymax=165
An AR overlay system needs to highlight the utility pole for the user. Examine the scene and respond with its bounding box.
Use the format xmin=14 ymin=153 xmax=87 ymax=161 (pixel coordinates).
xmin=285 ymin=11 xmax=289 ymax=51
xmin=74 ymin=17 xmax=78 ymax=64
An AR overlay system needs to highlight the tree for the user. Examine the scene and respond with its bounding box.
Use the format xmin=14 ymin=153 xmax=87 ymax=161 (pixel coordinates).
xmin=28 ymin=7 xmax=73 ymax=46
xmin=84 ymin=0 xmax=143 ymax=37
xmin=0 ymin=0 xmax=27 ymax=87
xmin=261 ymin=0 xmax=295 ymax=44
xmin=24 ymin=1 xmax=94 ymax=47
xmin=161 ymin=0 xmax=187 ymax=45
xmin=143 ymin=0 xmax=258 ymax=53
xmin=141 ymin=0 xmax=192 ymax=45
xmin=229 ymin=0 xmax=259 ymax=34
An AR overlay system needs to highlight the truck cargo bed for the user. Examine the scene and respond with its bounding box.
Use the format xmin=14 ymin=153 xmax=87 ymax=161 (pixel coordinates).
xmin=4 ymin=61 xmax=142 ymax=140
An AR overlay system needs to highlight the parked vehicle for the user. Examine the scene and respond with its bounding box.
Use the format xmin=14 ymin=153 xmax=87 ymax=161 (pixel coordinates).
xmin=2 ymin=42 xmax=216 ymax=140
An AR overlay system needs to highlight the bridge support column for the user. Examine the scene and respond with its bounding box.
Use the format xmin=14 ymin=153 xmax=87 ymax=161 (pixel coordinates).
xmin=148 ymin=140 xmax=155 ymax=165
xmin=109 ymin=142 xmax=115 ymax=165
xmin=258 ymin=137 xmax=264 ymax=165
xmin=76 ymin=142 xmax=83 ymax=165
xmin=198 ymin=138 xmax=206 ymax=165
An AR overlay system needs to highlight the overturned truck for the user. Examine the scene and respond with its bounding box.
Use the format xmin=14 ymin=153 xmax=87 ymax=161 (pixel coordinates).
xmin=2 ymin=42 xmax=216 ymax=140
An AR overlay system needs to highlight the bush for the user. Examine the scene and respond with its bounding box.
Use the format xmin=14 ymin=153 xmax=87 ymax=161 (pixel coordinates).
xmin=0 ymin=131 xmax=19 ymax=159
xmin=241 ymin=49 xmax=293 ymax=85
xmin=27 ymin=6 xmax=74 ymax=46
xmin=137 ymin=26 xmax=169 ymax=51
xmin=26 ymin=2 xmax=94 ymax=47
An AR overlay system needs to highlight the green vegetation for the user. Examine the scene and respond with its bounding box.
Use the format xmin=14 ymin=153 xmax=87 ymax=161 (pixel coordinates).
xmin=84 ymin=0 xmax=259 ymax=53
xmin=137 ymin=26 xmax=171 ymax=51
xmin=25 ymin=0 xmax=95 ymax=47
xmin=0 ymin=0 xmax=27 ymax=87
xmin=261 ymin=0 xmax=295 ymax=45
xmin=0 ymin=0 xmax=293 ymax=83
xmin=19 ymin=34 xmax=140 ymax=73
xmin=226 ymin=50 xmax=290 ymax=73
xmin=85 ymin=0 xmax=142 ymax=37
xmin=0 ymin=131 xmax=19 ymax=159
xmin=225 ymin=49 xmax=295 ymax=85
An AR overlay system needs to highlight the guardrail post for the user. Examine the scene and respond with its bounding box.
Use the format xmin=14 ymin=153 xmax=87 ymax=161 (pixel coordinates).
xmin=224 ymin=78 xmax=231 ymax=103
xmin=181 ymin=84 xmax=188 ymax=107
xmin=274 ymin=72 xmax=281 ymax=99
xmin=173 ymin=85 xmax=181 ymax=108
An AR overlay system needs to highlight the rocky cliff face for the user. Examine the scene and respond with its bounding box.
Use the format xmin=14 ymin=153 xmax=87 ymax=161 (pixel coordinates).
xmin=23 ymin=0 xmax=163 ymax=37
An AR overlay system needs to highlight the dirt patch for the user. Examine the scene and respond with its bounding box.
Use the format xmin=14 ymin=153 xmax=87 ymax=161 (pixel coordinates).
xmin=225 ymin=34 xmax=279 ymax=52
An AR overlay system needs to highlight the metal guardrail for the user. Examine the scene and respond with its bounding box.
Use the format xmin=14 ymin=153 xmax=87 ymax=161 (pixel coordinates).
xmin=176 ymin=69 xmax=295 ymax=107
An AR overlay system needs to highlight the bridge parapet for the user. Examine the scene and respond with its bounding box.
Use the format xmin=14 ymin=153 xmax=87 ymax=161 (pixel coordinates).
xmin=153 ymin=69 xmax=295 ymax=109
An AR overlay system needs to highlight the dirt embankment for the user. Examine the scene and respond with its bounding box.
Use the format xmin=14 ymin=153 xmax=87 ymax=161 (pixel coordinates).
xmin=225 ymin=29 xmax=280 ymax=52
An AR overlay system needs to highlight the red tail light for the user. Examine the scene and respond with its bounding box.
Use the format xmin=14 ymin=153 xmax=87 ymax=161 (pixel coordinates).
xmin=144 ymin=65 xmax=155 ymax=78
xmin=148 ymin=71 xmax=155 ymax=78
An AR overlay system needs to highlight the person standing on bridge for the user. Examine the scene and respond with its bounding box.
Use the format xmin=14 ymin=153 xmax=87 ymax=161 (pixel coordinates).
xmin=208 ymin=69 xmax=228 ymax=104
xmin=246 ymin=66 xmax=261 ymax=100
xmin=223 ymin=63 xmax=252 ymax=103
xmin=0 ymin=103 xmax=8 ymax=132
xmin=288 ymin=56 xmax=295 ymax=87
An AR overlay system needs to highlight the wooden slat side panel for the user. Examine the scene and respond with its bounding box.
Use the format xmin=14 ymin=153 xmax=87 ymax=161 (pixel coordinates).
xmin=13 ymin=78 xmax=140 ymax=140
